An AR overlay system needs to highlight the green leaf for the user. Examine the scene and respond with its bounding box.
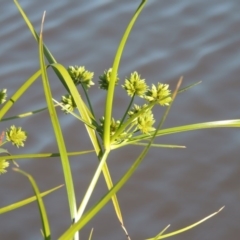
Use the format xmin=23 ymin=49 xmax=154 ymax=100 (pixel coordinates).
xmin=104 ymin=0 xmax=148 ymax=149
xmin=0 ymin=185 xmax=63 ymax=214
xmin=0 ymin=70 xmax=41 ymax=120
xmin=39 ymin=14 xmax=77 ymax=227
xmin=128 ymin=119 xmax=240 ymax=144
xmin=13 ymin=168 xmax=51 ymax=240
xmin=0 ymin=150 xmax=94 ymax=161
xmin=147 ymin=207 xmax=224 ymax=239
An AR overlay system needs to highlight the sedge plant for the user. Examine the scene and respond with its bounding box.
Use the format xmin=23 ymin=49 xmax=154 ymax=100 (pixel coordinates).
xmin=0 ymin=0 xmax=239 ymax=239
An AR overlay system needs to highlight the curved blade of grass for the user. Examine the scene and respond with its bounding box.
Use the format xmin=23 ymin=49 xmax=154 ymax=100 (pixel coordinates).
xmin=0 ymin=69 xmax=41 ymax=120
xmin=58 ymin=61 xmax=181 ymax=240
xmin=50 ymin=63 xmax=99 ymax=149
xmin=147 ymin=206 xmax=224 ymax=239
xmin=14 ymin=0 xmax=56 ymax=63
xmin=13 ymin=0 xmax=70 ymax=92
xmin=0 ymin=184 xmax=63 ymax=214
xmin=13 ymin=168 xmax=51 ymax=240
xmin=177 ymin=81 xmax=202 ymax=94
xmin=103 ymin=0 xmax=148 ymax=149
xmin=128 ymin=119 xmax=240 ymax=143
xmin=111 ymin=142 xmax=186 ymax=150
xmin=39 ymin=14 xmax=77 ymax=228
xmin=0 ymin=150 xmax=94 ymax=161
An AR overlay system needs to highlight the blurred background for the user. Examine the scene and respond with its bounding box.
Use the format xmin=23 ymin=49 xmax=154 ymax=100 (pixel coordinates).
xmin=0 ymin=0 xmax=240 ymax=239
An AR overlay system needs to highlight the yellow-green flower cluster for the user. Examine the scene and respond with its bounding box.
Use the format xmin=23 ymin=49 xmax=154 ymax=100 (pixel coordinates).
xmin=0 ymin=159 xmax=9 ymax=175
xmin=0 ymin=89 xmax=7 ymax=104
xmin=68 ymin=65 xmax=94 ymax=89
xmin=128 ymin=104 xmax=155 ymax=134
xmin=6 ymin=125 xmax=27 ymax=148
xmin=61 ymin=94 xmax=76 ymax=113
xmin=145 ymin=83 xmax=172 ymax=106
xmin=122 ymin=71 xmax=148 ymax=97
xmin=99 ymin=68 xmax=119 ymax=90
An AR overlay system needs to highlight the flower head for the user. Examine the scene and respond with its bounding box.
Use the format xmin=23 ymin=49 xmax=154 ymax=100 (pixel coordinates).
xmin=0 ymin=159 xmax=9 ymax=175
xmin=137 ymin=113 xmax=155 ymax=134
xmin=68 ymin=66 xmax=94 ymax=89
xmin=128 ymin=104 xmax=155 ymax=134
xmin=122 ymin=71 xmax=148 ymax=97
xmin=61 ymin=94 xmax=76 ymax=113
xmin=145 ymin=83 xmax=172 ymax=106
xmin=128 ymin=104 xmax=148 ymax=123
xmin=99 ymin=68 xmax=119 ymax=90
xmin=0 ymin=89 xmax=7 ymax=104
xmin=6 ymin=125 xmax=27 ymax=148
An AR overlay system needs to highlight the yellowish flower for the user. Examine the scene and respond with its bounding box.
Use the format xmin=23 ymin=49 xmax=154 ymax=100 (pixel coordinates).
xmin=122 ymin=71 xmax=148 ymax=97
xmin=99 ymin=68 xmax=119 ymax=90
xmin=0 ymin=159 xmax=9 ymax=175
xmin=6 ymin=125 xmax=27 ymax=148
xmin=68 ymin=65 xmax=94 ymax=89
xmin=145 ymin=83 xmax=172 ymax=106
xmin=0 ymin=89 xmax=7 ymax=104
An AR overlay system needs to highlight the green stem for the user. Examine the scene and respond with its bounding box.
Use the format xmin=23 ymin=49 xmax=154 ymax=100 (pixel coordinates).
xmin=81 ymin=84 xmax=95 ymax=119
xmin=119 ymin=94 xmax=135 ymax=129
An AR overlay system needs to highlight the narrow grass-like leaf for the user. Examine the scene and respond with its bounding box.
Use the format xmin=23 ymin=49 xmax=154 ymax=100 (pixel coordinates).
xmin=50 ymin=63 xmax=100 ymax=150
xmin=128 ymin=119 xmax=240 ymax=143
xmin=104 ymin=0 xmax=148 ymax=149
xmin=111 ymin=142 xmax=186 ymax=150
xmin=13 ymin=168 xmax=51 ymax=240
xmin=125 ymin=143 xmax=185 ymax=148
xmin=88 ymin=228 xmax=94 ymax=240
xmin=14 ymin=0 xmax=56 ymax=62
xmin=0 ymin=185 xmax=63 ymax=214
xmin=177 ymin=81 xmax=202 ymax=94
xmin=76 ymin=149 xmax=110 ymax=221
xmin=0 ymin=69 xmax=41 ymax=120
xmin=14 ymin=0 xmax=69 ymax=91
xmin=0 ymin=150 xmax=94 ymax=161
xmin=147 ymin=207 xmax=224 ymax=239
xmin=39 ymin=13 xmax=77 ymax=228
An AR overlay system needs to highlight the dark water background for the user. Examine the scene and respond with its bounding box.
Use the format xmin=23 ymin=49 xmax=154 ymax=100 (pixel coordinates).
xmin=1 ymin=0 xmax=240 ymax=239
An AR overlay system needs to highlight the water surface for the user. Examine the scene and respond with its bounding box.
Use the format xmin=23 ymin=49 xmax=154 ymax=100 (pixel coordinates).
xmin=1 ymin=1 xmax=240 ymax=239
